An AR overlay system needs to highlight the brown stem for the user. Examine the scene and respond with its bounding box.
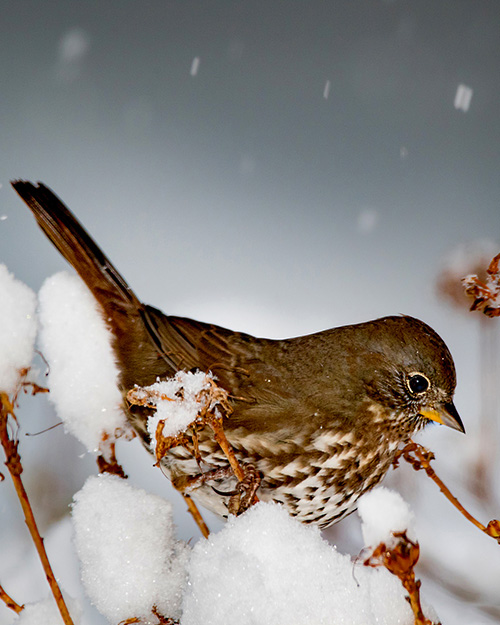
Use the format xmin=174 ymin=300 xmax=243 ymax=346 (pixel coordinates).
xmin=402 ymin=575 xmax=433 ymax=625
xmin=0 ymin=393 xmax=75 ymax=625
xmin=397 ymin=441 xmax=500 ymax=543
xmin=182 ymin=493 xmax=210 ymax=539
xmin=0 ymin=582 xmax=24 ymax=614
xmin=151 ymin=604 xmax=179 ymax=624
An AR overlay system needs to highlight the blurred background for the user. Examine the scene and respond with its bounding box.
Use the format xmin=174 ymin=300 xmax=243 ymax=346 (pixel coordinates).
xmin=1 ymin=1 xmax=499 ymax=624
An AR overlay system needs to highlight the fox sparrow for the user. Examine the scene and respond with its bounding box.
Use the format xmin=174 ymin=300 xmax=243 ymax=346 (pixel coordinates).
xmin=12 ymin=181 xmax=464 ymax=528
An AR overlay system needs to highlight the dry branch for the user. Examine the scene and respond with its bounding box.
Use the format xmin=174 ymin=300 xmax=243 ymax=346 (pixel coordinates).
xmin=0 ymin=582 xmax=24 ymax=614
xmin=182 ymin=493 xmax=210 ymax=539
xmin=0 ymin=391 xmax=75 ymax=625
xmin=395 ymin=440 xmax=500 ymax=543
xmin=97 ymin=436 xmax=127 ymax=478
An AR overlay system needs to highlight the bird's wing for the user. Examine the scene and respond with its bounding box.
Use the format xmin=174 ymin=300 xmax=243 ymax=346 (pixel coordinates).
xmin=149 ymin=311 xmax=273 ymax=397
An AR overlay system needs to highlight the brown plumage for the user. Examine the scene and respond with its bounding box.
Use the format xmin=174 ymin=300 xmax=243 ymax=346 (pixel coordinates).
xmin=12 ymin=181 xmax=464 ymax=527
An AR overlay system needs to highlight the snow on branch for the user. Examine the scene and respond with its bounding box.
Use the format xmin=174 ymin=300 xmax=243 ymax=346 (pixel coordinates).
xmin=128 ymin=371 xmax=219 ymax=449
xmin=38 ymin=272 xmax=133 ymax=453
xmin=0 ymin=264 xmax=37 ymax=395
xmin=182 ymin=498 xmax=416 ymax=625
xmin=72 ymin=474 xmax=188 ymax=624
xmin=0 ymin=265 xmax=77 ymax=623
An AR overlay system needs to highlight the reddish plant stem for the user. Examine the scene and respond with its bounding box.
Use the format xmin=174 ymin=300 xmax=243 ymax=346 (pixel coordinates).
xmin=0 ymin=582 xmax=24 ymax=614
xmin=182 ymin=493 xmax=210 ymax=539
xmin=397 ymin=441 xmax=500 ymax=543
xmin=0 ymin=393 xmax=75 ymax=625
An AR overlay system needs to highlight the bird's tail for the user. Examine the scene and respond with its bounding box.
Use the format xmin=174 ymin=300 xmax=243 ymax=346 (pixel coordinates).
xmin=11 ymin=181 xmax=188 ymax=388
xmin=11 ymin=180 xmax=143 ymax=337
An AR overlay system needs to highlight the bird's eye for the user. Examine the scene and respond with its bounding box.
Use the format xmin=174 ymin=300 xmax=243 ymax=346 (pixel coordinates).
xmin=406 ymin=372 xmax=430 ymax=395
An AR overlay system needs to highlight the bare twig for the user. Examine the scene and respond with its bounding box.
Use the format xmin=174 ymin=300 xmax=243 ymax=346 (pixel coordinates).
xmin=118 ymin=606 xmax=179 ymax=625
xmin=151 ymin=605 xmax=179 ymax=624
xmin=97 ymin=436 xmax=127 ymax=478
xmin=0 ymin=582 xmax=24 ymax=614
xmin=182 ymin=493 xmax=210 ymax=539
xmin=22 ymin=381 xmax=50 ymax=395
xmin=394 ymin=440 xmax=500 ymax=543
xmin=0 ymin=392 xmax=75 ymax=625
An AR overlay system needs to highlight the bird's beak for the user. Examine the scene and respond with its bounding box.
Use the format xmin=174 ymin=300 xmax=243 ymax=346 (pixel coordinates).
xmin=420 ymin=402 xmax=465 ymax=433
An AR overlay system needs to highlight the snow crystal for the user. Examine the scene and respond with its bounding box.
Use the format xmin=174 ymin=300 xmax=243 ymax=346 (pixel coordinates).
xmin=190 ymin=56 xmax=200 ymax=76
xmin=38 ymin=272 xmax=129 ymax=452
xmin=357 ymin=207 xmax=378 ymax=233
xmin=357 ymin=487 xmax=415 ymax=549
xmin=72 ymin=474 xmax=189 ymax=623
xmin=146 ymin=370 xmax=213 ymax=446
xmin=323 ymin=79 xmax=331 ymax=99
xmin=454 ymin=83 xmax=473 ymax=112
xmin=181 ymin=502 xmax=413 ymax=625
xmin=59 ymin=29 xmax=90 ymax=64
xmin=56 ymin=28 xmax=90 ymax=82
xmin=0 ymin=264 xmax=37 ymax=394
xmin=14 ymin=593 xmax=81 ymax=625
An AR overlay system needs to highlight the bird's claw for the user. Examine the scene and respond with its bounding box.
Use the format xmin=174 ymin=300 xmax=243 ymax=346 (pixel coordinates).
xmin=228 ymin=464 xmax=261 ymax=515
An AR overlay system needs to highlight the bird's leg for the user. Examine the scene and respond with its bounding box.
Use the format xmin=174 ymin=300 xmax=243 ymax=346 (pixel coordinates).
xmin=191 ymin=380 xmax=261 ymax=510
xmin=172 ymin=462 xmax=261 ymax=516
xmin=172 ymin=466 xmax=236 ymax=538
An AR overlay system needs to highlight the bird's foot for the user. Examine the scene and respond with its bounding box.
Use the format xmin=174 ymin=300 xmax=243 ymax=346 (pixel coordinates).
xmin=227 ymin=463 xmax=261 ymax=516
xmin=172 ymin=465 xmax=234 ymax=494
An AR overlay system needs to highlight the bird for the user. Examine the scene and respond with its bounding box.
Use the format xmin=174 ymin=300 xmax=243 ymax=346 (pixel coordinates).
xmin=12 ymin=180 xmax=464 ymax=528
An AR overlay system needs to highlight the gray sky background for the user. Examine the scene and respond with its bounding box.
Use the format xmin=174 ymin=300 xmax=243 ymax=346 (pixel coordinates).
xmin=2 ymin=0 xmax=499 ymax=414
xmin=0 ymin=4 xmax=499 ymax=620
